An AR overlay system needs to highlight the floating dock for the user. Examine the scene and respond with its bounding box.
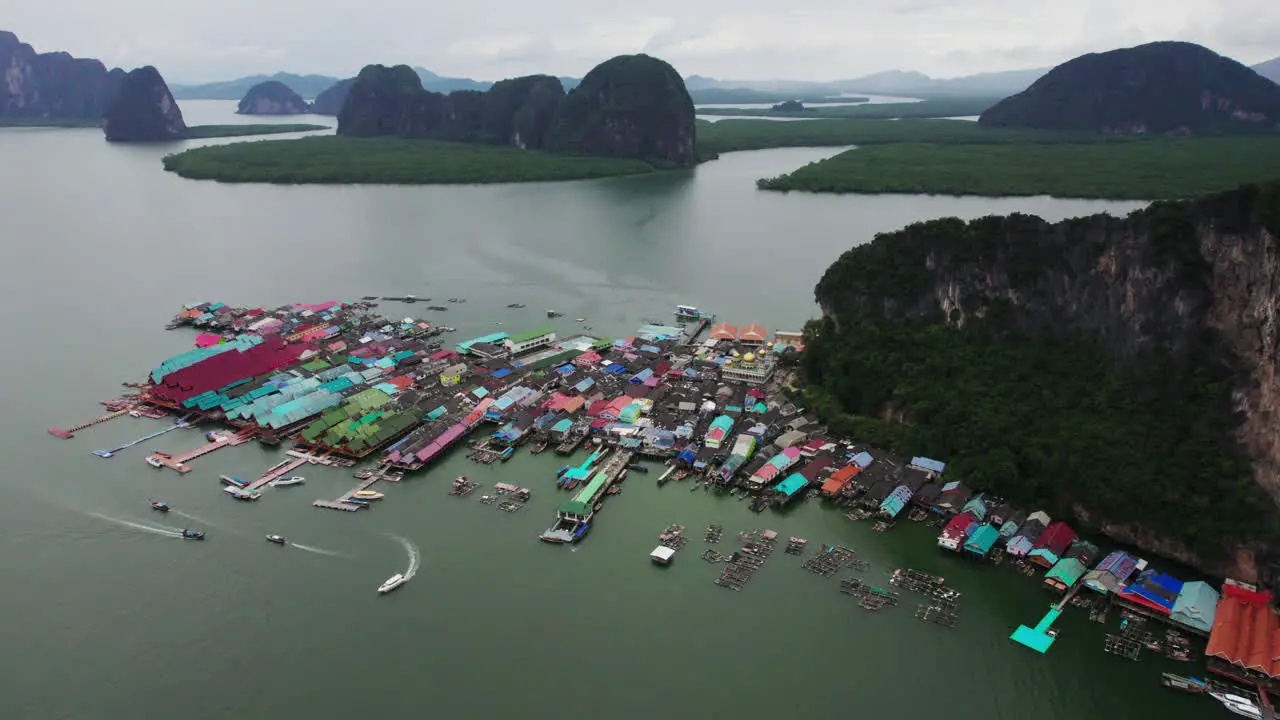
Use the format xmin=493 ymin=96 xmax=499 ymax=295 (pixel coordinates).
xmin=48 ymin=408 xmax=133 ymax=439
xmin=1011 ymin=583 xmax=1081 ymax=654
xmin=146 ymin=430 xmax=252 ymax=473
xmin=92 ymin=415 xmax=192 ymax=458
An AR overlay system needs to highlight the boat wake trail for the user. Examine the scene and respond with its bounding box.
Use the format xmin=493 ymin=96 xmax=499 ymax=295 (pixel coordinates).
xmin=390 ymin=534 xmax=420 ymax=579
xmin=291 ymin=543 xmax=346 ymax=558
xmin=88 ymin=512 xmax=182 ymax=538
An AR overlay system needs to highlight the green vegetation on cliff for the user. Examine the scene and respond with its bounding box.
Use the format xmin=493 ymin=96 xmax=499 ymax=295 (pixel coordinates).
xmin=756 ymin=137 xmax=1280 ymax=199
xmin=800 ymin=184 xmax=1280 ymax=561
xmin=161 ymin=136 xmax=657 ymax=184
xmin=979 ymin=41 xmax=1280 ymax=135
xmin=697 ymin=97 xmax=997 ymax=119
xmin=333 ymin=54 xmax=696 ymax=167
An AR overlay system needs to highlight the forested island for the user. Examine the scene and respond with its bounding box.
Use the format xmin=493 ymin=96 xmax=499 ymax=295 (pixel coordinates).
xmin=756 ymin=136 xmax=1280 ymax=199
xmin=798 ymin=181 xmax=1280 ymax=579
xmin=164 ymin=53 xmax=696 ymax=184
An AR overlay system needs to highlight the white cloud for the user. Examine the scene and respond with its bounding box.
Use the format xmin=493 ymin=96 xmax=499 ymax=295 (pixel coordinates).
xmin=6 ymin=0 xmax=1278 ymax=82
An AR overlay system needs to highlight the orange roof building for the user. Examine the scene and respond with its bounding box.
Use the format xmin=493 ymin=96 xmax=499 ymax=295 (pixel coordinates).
xmin=1205 ymin=582 xmax=1280 ymax=678
xmin=739 ymin=323 xmax=768 ymax=344
xmin=821 ymin=465 xmax=861 ymax=497
xmin=710 ymin=322 xmax=738 ymax=340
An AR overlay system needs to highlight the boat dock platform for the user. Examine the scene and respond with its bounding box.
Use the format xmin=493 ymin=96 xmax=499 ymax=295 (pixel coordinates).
xmin=146 ymin=430 xmax=253 ymax=473
xmin=1011 ymin=583 xmax=1082 ymax=654
xmin=91 ymin=414 xmax=193 ymax=458
xmin=48 ymin=408 xmax=133 ymax=439
xmin=314 ymin=465 xmax=397 ymax=512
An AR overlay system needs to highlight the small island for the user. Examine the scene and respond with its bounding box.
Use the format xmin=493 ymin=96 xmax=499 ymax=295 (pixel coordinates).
xmin=237 ymin=81 xmax=311 ymax=115
xmin=163 ymin=53 xmax=696 ymax=184
xmin=695 ymin=97 xmax=998 ymax=119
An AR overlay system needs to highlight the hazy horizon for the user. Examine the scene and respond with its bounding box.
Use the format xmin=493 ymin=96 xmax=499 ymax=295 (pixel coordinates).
xmin=6 ymin=0 xmax=1278 ymax=84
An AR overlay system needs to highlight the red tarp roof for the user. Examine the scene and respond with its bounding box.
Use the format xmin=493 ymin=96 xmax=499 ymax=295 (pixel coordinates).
xmin=1205 ymin=584 xmax=1280 ymax=678
xmin=150 ymin=336 xmax=307 ymax=404
xmin=1033 ymin=521 xmax=1076 ymax=555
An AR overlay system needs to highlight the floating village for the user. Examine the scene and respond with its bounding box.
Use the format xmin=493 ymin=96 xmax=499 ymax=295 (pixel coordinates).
xmin=50 ymin=298 xmax=1280 ymax=718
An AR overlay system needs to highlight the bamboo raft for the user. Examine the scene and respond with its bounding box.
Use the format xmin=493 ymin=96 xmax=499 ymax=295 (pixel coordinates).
xmin=704 ymin=523 xmax=724 ymax=544
xmin=916 ymin=603 xmax=960 ymax=628
xmin=784 ymin=537 xmax=809 ymax=555
xmin=713 ymin=530 xmax=778 ymax=591
xmin=802 ymin=544 xmax=856 ymax=578
xmin=659 ymin=524 xmax=688 ymax=551
xmin=890 ymin=568 xmax=962 ymax=604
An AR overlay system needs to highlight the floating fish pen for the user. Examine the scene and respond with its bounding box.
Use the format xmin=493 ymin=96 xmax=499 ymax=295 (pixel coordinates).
xmin=1104 ymin=634 xmax=1143 ymax=661
xmin=713 ymin=530 xmax=778 ymax=591
xmin=468 ymin=440 xmax=504 ymax=464
xmin=839 ymin=577 xmax=900 ymax=611
xmin=915 ymin=603 xmax=959 ymax=628
xmin=498 ymin=500 xmax=524 ymax=512
xmin=845 ymin=508 xmax=873 ymax=522
xmin=840 ymin=577 xmax=868 ymax=597
xmin=784 ymin=537 xmax=809 ymax=555
xmin=847 ymin=558 xmax=871 ymax=572
xmin=907 ymin=507 xmax=929 ymax=522
xmin=705 ymin=523 xmax=724 ymax=544
xmin=448 ymin=477 xmax=482 ymax=496
xmin=890 ymin=569 xmax=962 ymax=604
xmin=702 ymin=549 xmax=728 ymax=563
xmin=802 ymin=544 xmax=856 ymax=578
xmin=872 ymin=521 xmax=895 ymax=533
xmin=659 ymin=524 xmax=688 ymax=551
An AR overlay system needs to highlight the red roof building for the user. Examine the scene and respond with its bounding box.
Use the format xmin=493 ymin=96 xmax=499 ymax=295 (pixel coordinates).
xmin=150 ymin=336 xmax=307 ymax=405
xmin=710 ymin=323 xmax=738 ymax=340
xmin=1205 ymin=582 xmax=1280 ymax=679
xmin=739 ymin=323 xmax=768 ymax=344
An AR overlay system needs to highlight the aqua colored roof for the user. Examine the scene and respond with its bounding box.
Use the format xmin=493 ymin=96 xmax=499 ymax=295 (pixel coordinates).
xmin=774 ymin=473 xmax=807 ymax=497
xmin=1045 ymin=558 xmax=1087 ymax=587
xmin=1171 ymin=581 xmax=1219 ymax=633
xmin=572 ymin=472 xmax=609 ymax=504
xmin=964 ymin=525 xmax=1000 ymax=554
xmin=508 ymin=325 xmax=556 ymax=344
xmin=552 ymin=418 xmax=573 ymax=432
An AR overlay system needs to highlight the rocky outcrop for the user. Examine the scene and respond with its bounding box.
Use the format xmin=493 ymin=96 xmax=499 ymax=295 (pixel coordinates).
xmin=813 ymin=181 xmax=1280 ymax=581
xmin=547 ymin=54 xmax=697 ymax=166
xmin=236 ymin=80 xmax=310 ymax=115
xmin=979 ymin=41 xmax=1280 ymax=135
xmin=0 ymin=30 xmax=125 ymax=120
xmin=102 ymin=66 xmax=186 ymax=141
xmin=311 ymin=77 xmax=353 ymax=115
xmin=335 ymin=55 xmax=695 ymax=165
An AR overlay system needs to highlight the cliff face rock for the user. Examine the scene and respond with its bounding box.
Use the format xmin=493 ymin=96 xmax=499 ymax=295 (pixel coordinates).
xmin=102 ymin=66 xmax=186 ymax=141
xmin=979 ymin=41 xmax=1280 ymax=135
xmin=335 ymin=55 xmax=695 ymax=164
xmin=336 ymin=64 xmax=422 ymax=137
xmin=311 ymin=77 xmax=353 ymax=115
xmin=814 ymin=182 xmax=1280 ymax=581
xmin=0 ymin=30 xmax=125 ymax=120
xmin=547 ymin=54 xmax=697 ymax=166
xmin=237 ymin=80 xmax=310 ymax=115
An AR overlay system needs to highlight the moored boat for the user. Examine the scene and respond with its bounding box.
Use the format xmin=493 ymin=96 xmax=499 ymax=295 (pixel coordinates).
xmin=1160 ymin=673 xmax=1206 ymax=693
xmin=145 ymin=456 xmax=163 ymax=468
xmin=378 ymin=573 xmax=407 ymax=594
xmin=353 ymin=490 xmax=385 ymax=501
xmin=150 ymin=500 xmax=170 ymax=512
xmin=224 ymin=486 xmax=263 ymax=501
xmin=270 ymin=475 xmax=305 ymax=487
xmin=266 ymin=534 xmax=287 ymax=545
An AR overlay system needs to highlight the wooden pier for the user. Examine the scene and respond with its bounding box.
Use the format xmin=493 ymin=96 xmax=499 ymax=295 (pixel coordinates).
xmin=243 ymin=456 xmax=310 ymax=491
xmin=312 ymin=499 xmax=363 ymax=512
xmin=313 ymin=464 xmax=397 ymax=512
xmin=146 ymin=430 xmax=252 ymax=474
xmin=48 ymin=408 xmax=132 ymax=439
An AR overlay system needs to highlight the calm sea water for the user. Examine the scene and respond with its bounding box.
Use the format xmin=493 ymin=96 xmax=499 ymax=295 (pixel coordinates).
xmin=0 ymin=102 xmax=1198 ymax=720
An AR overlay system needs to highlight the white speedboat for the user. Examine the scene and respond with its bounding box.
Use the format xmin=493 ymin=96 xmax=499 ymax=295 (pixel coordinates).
xmin=270 ymin=475 xmax=305 ymax=487
xmin=145 ymin=456 xmax=163 ymax=468
xmin=1211 ymin=692 xmax=1261 ymax=718
xmin=378 ymin=573 xmax=407 ymax=594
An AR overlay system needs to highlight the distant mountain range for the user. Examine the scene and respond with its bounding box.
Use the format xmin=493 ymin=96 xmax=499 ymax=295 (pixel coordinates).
xmin=170 ymin=55 xmax=1280 ymax=106
xmin=685 ymin=67 xmax=1049 ymax=98
xmin=1254 ymin=57 xmax=1280 ymax=84
xmin=173 ymin=69 xmax=581 ymax=100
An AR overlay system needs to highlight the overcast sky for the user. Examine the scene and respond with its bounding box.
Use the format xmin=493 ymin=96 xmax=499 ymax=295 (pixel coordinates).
xmin=7 ymin=1 xmax=1278 ymax=83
